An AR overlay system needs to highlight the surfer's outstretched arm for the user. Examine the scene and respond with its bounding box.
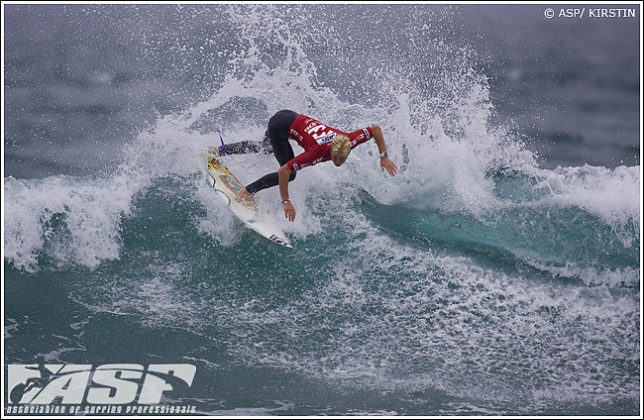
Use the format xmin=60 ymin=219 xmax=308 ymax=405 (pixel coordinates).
xmin=370 ymin=124 xmax=397 ymax=176
xmin=278 ymin=165 xmax=296 ymax=221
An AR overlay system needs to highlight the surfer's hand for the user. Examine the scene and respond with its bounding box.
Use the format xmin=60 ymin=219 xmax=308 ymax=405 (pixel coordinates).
xmin=283 ymin=201 xmax=296 ymax=222
xmin=380 ymin=157 xmax=398 ymax=176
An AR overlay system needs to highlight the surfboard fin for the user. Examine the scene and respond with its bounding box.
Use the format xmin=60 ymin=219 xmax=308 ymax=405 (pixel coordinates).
xmin=217 ymin=129 xmax=227 ymax=156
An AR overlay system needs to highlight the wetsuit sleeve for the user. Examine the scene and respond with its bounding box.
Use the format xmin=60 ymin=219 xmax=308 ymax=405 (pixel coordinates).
xmin=347 ymin=126 xmax=374 ymax=149
xmin=286 ymin=150 xmax=318 ymax=173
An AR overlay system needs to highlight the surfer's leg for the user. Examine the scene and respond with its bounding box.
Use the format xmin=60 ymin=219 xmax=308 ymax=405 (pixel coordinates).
xmin=245 ymin=173 xmax=280 ymax=194
xmin=220 ymin=141 xmax=262 ymax=155
xmin=215 ymin=127 xmax=275 ymax=156
xmin=267 ymin=110 xmax=298 ymax=163
xmin=259 ymin=131 xmax=273 ymax=154
xmin=245 ymin=110 xmax=298 ymax=194
xmin=245 ymin=156 xmax=297 ymax=194
xmin=218 ymin=135 xmax=273 ymax=156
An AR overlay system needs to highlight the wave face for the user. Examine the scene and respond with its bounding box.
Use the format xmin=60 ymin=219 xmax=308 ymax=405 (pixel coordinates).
xmin=4 ymin=4 xmax=640 ymax=415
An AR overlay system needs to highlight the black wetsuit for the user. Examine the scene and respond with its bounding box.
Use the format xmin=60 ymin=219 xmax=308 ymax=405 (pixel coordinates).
xmin=220 ymin=110 xmax=298 ymax=194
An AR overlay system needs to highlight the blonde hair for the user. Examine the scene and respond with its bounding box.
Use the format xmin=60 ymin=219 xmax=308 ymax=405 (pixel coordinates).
xmin=331 ymin=135 xmax=351 ymax=160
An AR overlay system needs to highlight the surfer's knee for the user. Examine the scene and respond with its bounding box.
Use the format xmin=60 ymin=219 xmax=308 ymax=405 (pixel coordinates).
xmin=261 ymin=131 xmax=273 ymax=154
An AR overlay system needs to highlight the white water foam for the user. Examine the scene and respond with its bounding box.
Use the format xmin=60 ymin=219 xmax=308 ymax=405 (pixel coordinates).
xmin=532 ymin=164 xmax=640 ymax=247
xmin=218 ymin=217 xmax=639 ymax=404
xmin=5 ymin=175 xmax=133 ymax=271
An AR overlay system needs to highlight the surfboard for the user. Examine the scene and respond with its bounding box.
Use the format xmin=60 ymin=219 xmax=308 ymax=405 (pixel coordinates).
xmin=204 ymin=150 xmax=293 ymax=248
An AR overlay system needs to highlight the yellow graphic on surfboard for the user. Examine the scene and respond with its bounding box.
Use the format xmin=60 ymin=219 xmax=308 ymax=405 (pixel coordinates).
xmin=208 ymin=156 xmax=243 ymax=192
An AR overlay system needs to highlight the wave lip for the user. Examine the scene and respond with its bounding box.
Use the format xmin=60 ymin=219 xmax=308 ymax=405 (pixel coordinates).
xmin=362 ymin=163 xmax=640 ymax=281
xmin=4 ymin=175 xmax=133 ymax=272
xmin=532 ymin=164 xmax=640 ymax=248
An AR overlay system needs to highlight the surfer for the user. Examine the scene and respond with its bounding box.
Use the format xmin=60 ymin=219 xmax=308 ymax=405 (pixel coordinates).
xmin=10 ymin=356 xmax=56 ymax=404
xmin=214 ymin=110 xmax=397 ymax=221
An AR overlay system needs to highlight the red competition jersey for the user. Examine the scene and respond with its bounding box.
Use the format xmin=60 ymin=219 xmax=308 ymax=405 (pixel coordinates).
xmin=285 ymin=114 xmax=375 ymax=173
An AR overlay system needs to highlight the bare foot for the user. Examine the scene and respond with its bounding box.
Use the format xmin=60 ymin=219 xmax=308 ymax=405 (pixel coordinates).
xmin=207 ymin=146 xmax=220 ymax=156
xmin=235 ymin=188 xmax=257 ymax=209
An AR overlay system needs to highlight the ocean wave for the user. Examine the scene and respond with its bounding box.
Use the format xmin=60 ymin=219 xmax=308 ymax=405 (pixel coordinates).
xmin=5 ymin=175 xmax=133 ymax=271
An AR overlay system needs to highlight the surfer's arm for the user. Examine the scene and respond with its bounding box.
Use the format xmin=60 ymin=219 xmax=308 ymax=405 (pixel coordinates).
xmin=278 ymin=165 xmax=296 ymax=221
xmin=278 ymin=165 xmax=291 ymax=201
xmin=369 ymin=124 xmax=397 ymax=176
xmin=370 ymin=124 xmax=387 ymax=155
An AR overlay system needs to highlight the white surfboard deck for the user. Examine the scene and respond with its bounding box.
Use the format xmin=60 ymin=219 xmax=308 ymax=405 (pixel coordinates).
xmin=204 ymin=150 xmax=292 ymax=248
